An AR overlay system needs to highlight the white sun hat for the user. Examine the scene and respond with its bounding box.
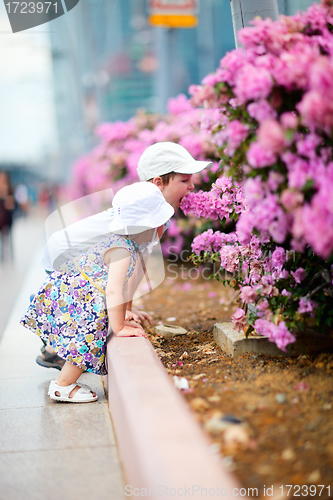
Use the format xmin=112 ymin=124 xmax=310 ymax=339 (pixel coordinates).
xmin=137 ymin=141 xmax=213 ymax=181
xmin=109 ymin=182 xmax=174 ymax=235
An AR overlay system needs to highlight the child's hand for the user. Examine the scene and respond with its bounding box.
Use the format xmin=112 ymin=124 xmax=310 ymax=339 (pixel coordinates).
xmin=124 ymin=320 xmax=143 ymax=329
xmin=116 ymin=324 xmax=147 ymax=338
xmin=125 ymin=308 xmax=153 ymax=326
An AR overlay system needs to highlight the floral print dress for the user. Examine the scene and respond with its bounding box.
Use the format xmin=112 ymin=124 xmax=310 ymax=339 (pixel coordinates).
xmin=20 ymin=234 xmax=139 ymax=375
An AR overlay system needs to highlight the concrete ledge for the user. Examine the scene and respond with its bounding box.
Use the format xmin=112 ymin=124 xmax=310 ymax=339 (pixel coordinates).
xmin=214 ymin=321 xmax=333 ymax=357
xmin=106 ymin=336 xmax=247 ymax=500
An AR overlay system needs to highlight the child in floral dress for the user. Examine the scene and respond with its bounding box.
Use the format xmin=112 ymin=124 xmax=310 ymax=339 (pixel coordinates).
xmin=36 ymin=142 xmax=212 ymax=370
xmin=20 ymin=182 xmax=174 ymax=403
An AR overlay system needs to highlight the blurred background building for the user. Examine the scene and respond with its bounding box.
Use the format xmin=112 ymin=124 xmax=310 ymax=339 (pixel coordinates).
xmin=0 ymin=0 xmax=317 ymax=190
xmin=48 ymin=0 xmax=236 ymax=182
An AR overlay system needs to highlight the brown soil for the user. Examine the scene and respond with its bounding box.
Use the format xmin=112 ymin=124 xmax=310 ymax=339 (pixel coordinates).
xmin=135 ymin=262 xmax=333 ymax=500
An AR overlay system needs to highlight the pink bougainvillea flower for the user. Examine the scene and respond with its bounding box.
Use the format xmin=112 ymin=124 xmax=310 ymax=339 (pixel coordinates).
xmin=213 ymin=120 xmax=249 ymax=156
xmin=298 ymin=298 xmax=317 ymax=314
xmin=247 ymin=100 xmax=277 ymax=122
xmin=231 ymin=308 xmax=247 ymax=331
xmin=240 ymin=286 xmax=257 ymax=304
xmin=280 ymin=111 xmax=298 ymax=129
xmin=257 ymin=119 xmax=286 ymax=154
xmin=280 ymin=189 xmax=304 ymax=211
xmin=254 ymin=319 xmax=296 ymax=351
xmin=271 ymin=247 xmax=286 ymax=269
xmin=247 ymin=142 xmax=277 ymax=168
xmin=291 ymin=268 xmax=306 ymax=284
xmin=167 ymin=93 xmax=193 ymax=115
xmin=234 ymin=65 xmax=273 ymax=104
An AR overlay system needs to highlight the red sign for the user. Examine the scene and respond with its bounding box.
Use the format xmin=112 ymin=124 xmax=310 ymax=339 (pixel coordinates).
xmin=149 ymin=0 xmax=198 ymax=12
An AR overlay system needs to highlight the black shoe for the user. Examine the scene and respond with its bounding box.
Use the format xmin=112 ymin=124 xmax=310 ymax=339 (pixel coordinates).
xmin=36 ymin=346 xmax=65 ymax=371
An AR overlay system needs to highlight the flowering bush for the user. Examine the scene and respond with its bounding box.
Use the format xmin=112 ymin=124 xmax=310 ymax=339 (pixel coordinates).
xmin=70 ymin=98 xmax=219 ymax=198
xmin=69 ymin=97 xmax=220 ymax=255
xmin=183 ymin=0 xmax=333 ymax=350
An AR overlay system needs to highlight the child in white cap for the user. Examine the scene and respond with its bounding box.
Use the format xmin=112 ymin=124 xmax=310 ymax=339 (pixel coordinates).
xmin=20 ymin=183 xmax=174 ymax=402
xmin=36 ymin=142 xmax=213 ymax=370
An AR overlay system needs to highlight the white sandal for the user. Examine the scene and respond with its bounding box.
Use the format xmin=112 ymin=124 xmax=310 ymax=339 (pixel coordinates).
xmin=48 ymin=380 xmax=98 ymax=403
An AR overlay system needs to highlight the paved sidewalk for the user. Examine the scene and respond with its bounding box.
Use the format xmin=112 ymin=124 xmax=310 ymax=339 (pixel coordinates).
xmin=0 ymin=234 xmax=125 ymax=500
xmin=0 ymin=215 xmax=46 ymax=338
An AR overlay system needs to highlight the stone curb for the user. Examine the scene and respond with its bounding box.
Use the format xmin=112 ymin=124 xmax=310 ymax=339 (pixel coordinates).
xmin=105 ymin=336 xmax=249 ymax=500
xmin=214 ymin=321 xmax=333 ymax=357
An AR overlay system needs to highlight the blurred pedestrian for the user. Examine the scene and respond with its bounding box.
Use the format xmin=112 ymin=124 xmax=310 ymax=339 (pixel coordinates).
xmin=14 ymin=183 xmax=30 ymax=216
xmin=0 ymin=171 xmax=15 ymax=260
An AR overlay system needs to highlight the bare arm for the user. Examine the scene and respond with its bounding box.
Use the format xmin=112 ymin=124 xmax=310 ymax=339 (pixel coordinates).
xmin=104 ymin=247 xmax=146 ymax=338
xmin=123 ymin=253 xmax=153 ymax=325
xmin=123 ymin=256 xmax=145 ymax=306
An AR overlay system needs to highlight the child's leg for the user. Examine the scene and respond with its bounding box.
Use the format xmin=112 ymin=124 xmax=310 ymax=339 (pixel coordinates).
xmin=56 ymin=361 xmax=83 ymax=386
xmin=55 ymin=361 xmax=96 ymax=398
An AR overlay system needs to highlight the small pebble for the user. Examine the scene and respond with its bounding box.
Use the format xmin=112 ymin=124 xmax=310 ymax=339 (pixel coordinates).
xmin=192 ymin=373 xmax=206 ymax=380
xmin=205 ymin=417 xmax=230 ymax=434
xmin=276 ymin=393 xmax=286 ymax=404
xmin=308 ymin=469 xmax=321 ymax=482
xmin=256 ymin=464 xmax=274 ymax=475
xmin=221 ymin=455 xmax=236 ymax=471
xmin=190 ymin=397 xmax=210 ymax=411
xmin=306 ymin=419 xmax=321 ymax=431
xmin=173 ymin=376 xmax=189 ymax=390
xmin=223 ymin=424 xmax=250 ymax=448
xmin=258 ymin=401 xmax=268 ymax=410
xmin=281 ymin=448 xmax=296 ymax=461
xmin=207 ymin=395 xmax=221 ymax=403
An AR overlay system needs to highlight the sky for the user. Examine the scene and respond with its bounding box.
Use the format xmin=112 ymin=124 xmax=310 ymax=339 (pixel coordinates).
xmin=0 ymin=2 xmax=58 ymax=166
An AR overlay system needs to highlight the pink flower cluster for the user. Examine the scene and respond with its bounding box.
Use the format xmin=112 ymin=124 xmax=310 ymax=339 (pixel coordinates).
xmin=189 ymin=1 xmax=333 ymax=259
xmin=191 ymin=229 xmax=237 ymax=256
xmin=183 ymin=1 xmax=333 ymax=349
xmin=69 ymin=96 xmax=219 ymax=202
xmin=181 ymin=176 xmax=246 ymax=222
xmin=254 ymin=319 xmax=296 ymax=352
xmin=213 ymin=120 xmax=249 ymax=156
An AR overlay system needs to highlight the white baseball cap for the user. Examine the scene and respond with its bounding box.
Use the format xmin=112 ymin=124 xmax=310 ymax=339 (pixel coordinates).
xmin=109 ymin=182 xmax=174 ymax=235
xmin=137 ymin=142 xmax=213 ymax=181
